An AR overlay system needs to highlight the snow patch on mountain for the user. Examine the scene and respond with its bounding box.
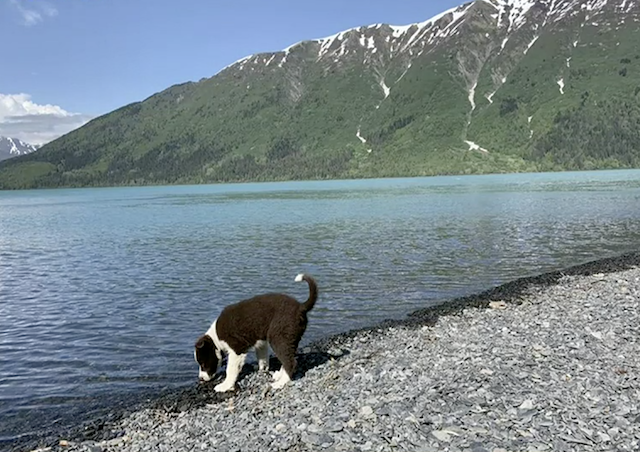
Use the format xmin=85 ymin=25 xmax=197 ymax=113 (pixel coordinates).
xmin=505 ymin=0 xmax=537 ymax=32
xmin=359 ymin=35 xmax=376 ymax=50
xmin=390 ymin=2 xmax=467 ymax=39
xmin=583 ymin=0 xmax=609 ymax=12
xmin=468 ymin=81 xmax=478 ymax=111
xmin=318 ymin=31 xmax=345 ymax=58
xmin=618 ymin=0 xmax=634 ymax=13
xmin=465 ymin=140 xmax=490 ymax=154
xmin=389 ymin=2 xmax=472 ymax=52
xmin=390 ymin=24 xmax=414 ymax=38
xmin=356 ymin=128 xmax=367 ymax=144
xmin=524 ymin=36 xmax=539 ymax=54
xmin=218 ymin=55 xmax=252 ymax=75
xmin=553 ymin=0 xmax=582 ymax=23
xmin=395 ymin=63 xmax=413 ymax=83
xmin=380 ymin=80 xmax=391 ymax=98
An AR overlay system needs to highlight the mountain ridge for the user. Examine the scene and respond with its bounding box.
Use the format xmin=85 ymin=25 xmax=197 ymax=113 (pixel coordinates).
xmin=1 ymin=0 xmax=639 ymax=189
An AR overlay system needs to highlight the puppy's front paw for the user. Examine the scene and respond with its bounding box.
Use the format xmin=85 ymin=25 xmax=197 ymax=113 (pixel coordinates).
xmin=271 ymin=378 xmax=289 ymax=389
xmin=271 ymin=370 xmax=291 ymax=389
xmin=214 ymin=382 xmax=235 ymax=392
xmin=271 ymin=369 xmax=283 ymax=380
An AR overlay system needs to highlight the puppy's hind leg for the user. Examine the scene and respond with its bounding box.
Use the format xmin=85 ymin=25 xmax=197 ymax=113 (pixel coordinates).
xmin=269 ymin=336 xmax=298 ymax=389
xmin=255 ymin=340 xmax=269 ymax=372
xmin=214 ymin=351 xmax=246 ymax=392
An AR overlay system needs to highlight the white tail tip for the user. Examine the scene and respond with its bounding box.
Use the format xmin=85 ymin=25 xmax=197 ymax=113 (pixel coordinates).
xmin=295 ymin=273 xmax=305 ymax=282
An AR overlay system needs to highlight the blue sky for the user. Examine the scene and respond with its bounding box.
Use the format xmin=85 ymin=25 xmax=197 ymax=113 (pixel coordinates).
xmin=1 ymin=0 xmax=464 ymax=144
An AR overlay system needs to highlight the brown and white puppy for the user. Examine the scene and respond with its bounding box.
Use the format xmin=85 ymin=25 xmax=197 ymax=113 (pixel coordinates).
xmin=194 ymin=273 xmax=318 ymax=392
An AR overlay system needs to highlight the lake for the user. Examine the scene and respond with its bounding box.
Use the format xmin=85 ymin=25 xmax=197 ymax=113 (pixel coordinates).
xmin=1 ymin=169 xmax=639 ymax=445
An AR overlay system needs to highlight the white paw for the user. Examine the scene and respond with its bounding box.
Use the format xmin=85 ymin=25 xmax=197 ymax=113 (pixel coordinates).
xmin=258 ymin=361 xmax=268 ymax=372
xmin=272 ymin=369 xmax=283 ymax=380
xmin=214 ymin=382 xmax=235 ymax=392
xmin=271 ymin=371 xmax=291 ymax=389
xmin=271 ymin=378 xmax=289 ymax=389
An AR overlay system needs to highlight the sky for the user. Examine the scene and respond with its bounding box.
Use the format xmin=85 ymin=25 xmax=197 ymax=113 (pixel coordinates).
xmin=1 ymin=0 xmax=464 ymax=145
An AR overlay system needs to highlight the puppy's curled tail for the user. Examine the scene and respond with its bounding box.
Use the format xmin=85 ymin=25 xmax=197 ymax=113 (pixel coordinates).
xmin=295 ymin=273 xmax=318 ymax=313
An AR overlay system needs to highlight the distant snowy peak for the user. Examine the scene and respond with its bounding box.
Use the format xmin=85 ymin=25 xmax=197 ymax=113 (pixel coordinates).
xmin=0 ymin=136 xmax=39 ymax=162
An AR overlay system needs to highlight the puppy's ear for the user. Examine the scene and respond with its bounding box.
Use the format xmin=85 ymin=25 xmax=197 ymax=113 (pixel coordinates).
xmin=195 ymin=335 xmax=210 ymax=349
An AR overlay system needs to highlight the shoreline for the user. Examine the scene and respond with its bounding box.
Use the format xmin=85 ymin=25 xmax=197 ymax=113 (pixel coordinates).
xmin=7 ymin=250 xmax=640 ymax=452
xmin=1 ymin=168 xmax=638 ymax=193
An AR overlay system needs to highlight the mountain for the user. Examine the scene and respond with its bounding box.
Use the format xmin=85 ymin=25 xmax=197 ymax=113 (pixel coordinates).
xmin=2 ymin=0 xmax=640 ymax=189
xmin=0 ymin=137 xmax=38 ymax=162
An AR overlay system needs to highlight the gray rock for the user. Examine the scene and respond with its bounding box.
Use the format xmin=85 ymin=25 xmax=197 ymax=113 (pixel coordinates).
xmin=318 ymin=434 xmax=334 ymax=447
xmin=360 ymin=406 xmax=374 ymax=417
xmin=431 ymin=430 xmax=455 ymax=442
xmin=301 ymin=432 xmax=322 ymax=446
xmin=470 ymin=442 xmax=489 ymax=452
xmin=325 ymin=422 xmax=344 ymax=433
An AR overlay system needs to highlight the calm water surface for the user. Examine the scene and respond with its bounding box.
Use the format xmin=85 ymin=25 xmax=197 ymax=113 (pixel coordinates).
xmin=1 ymin=170 xmax=639 ymax=443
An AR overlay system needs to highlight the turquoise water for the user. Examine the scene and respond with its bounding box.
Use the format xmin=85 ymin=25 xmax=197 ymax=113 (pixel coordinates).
xmin=1 ymin=169 xmax=639 ymax=442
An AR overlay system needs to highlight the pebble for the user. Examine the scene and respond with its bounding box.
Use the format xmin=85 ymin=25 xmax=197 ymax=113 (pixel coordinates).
xmin=431 ymin=430 xmax=455 ymax=442
xmin=519 ymin=400 xmax=534 ymax=411
xmin=360 ymin=406 xmax=374 ymax=417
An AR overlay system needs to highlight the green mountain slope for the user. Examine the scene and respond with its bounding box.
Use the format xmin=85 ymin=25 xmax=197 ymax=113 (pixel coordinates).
xmin=2 ymin=0 xmax=640 ymax=189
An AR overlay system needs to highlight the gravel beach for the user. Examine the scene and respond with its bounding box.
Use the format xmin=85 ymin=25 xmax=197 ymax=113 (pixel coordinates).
xmin=16 ymin=252 xmax=640 ymax=452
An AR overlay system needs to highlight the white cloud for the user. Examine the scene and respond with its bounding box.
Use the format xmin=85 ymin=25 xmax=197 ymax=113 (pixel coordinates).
xmin=0 ymin=93 xmax=94 ymax=145
xmin=8 ymin=0 xmax=58 ymax=26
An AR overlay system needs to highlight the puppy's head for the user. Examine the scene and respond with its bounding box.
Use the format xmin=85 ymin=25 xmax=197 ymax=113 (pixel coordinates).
xmin=194 ymin=335 xmax=222 ymax=382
